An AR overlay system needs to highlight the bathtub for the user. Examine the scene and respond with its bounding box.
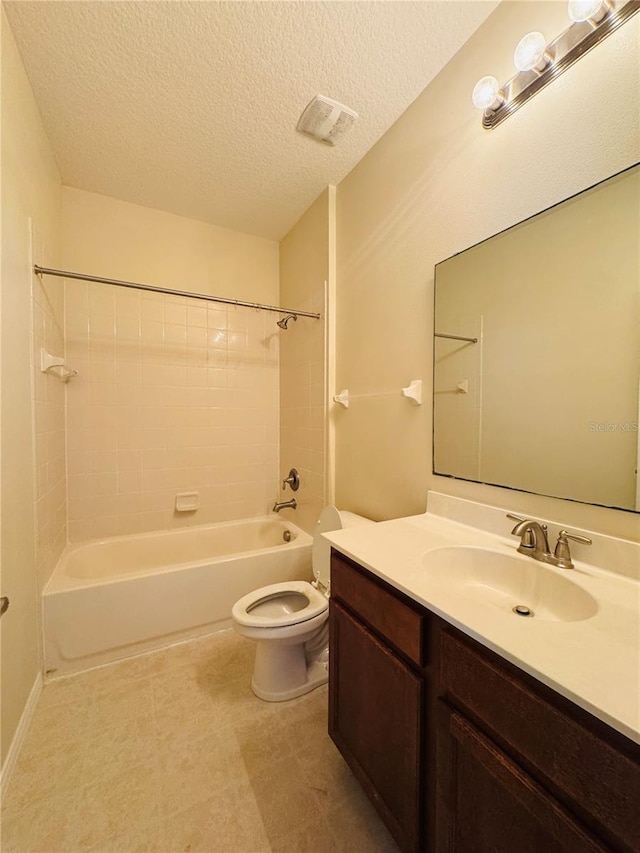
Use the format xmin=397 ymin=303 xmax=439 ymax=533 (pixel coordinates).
xmin=43 ymin=516 xmax=313 ymax=676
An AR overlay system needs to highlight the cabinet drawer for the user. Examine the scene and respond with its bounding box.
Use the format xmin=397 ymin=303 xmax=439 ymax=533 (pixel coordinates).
xmin=440 ymin=629 xmax=640 ymax=851
xmin=331 ymin=552 xmax=426 ymax=667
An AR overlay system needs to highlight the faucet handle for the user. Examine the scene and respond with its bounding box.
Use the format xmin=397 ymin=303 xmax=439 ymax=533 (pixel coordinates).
xmin=553 ymin=529 xmax=592 ymax=569
xmin=281 ymin=468 xmax=300 ymax=492
xmin=506 ymin=513 xmax=525 ymax=522
xmin=558 ymin=530 xmax=592 ymax=546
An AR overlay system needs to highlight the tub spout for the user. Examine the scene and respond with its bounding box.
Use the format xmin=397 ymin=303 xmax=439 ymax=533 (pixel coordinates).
xmin=273 ymin=498 xmax=297 ymax=512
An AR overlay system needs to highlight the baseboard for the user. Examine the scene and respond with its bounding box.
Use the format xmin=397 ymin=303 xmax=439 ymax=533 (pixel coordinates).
xmin=0 ymin=672 xmax=43 ymax=798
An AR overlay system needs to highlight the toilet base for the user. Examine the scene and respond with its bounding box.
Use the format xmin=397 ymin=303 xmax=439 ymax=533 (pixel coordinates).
xmin=251 ymin=640 xmax=328 ymax=702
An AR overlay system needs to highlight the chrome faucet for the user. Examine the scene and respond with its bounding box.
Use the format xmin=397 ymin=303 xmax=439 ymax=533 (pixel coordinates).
xmin=273 ymin=498 xmax=297 ymax=512
xmin=507 ymin=514 xmax=591 ymax=569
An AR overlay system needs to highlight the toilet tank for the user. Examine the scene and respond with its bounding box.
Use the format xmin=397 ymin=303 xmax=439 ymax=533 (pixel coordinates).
xmin=312 ymin=506 xmax=374 ymax=592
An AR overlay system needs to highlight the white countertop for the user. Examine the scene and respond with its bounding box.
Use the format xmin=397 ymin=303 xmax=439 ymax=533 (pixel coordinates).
xmin=324 ymin=511 xmax=640 ymax=744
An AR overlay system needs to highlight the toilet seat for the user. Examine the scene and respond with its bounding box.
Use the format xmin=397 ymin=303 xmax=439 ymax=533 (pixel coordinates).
xmin=232 ymin=581 xmax=328 ymax=629
xmin=231 ymin=507 xmax=373 ymax=701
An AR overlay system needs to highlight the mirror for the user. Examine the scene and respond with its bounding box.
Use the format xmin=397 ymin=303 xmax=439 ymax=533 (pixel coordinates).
xmin=433 ymin=164 xmax=639 ymax=513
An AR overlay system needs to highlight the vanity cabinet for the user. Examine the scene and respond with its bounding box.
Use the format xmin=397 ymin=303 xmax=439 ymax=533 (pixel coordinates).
xmin=437 ymin=629 xmax=640 ymax=852
xmin=435 ymin=704 xmax=604 ymax=852
xmin=329 ymin=553 xmax=427 ymax=852
xmin=329 ymin=602 xmax=423 ymax=852
xmin=329 ymin=550 xmax=640 ymax=853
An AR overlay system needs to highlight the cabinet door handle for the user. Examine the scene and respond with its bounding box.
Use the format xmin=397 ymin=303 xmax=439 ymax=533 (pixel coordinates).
xmin=0 ymin=596 xmax=9 ymax=617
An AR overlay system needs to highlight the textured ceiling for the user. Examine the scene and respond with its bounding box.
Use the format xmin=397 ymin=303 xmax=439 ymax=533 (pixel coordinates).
xmin=4 ymin=1 xmax=498 ymax=240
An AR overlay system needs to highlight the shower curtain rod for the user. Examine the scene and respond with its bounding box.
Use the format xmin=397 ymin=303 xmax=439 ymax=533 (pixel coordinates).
xmin=434 ymin=332 xmax=478 ymax=344
xmin=34 ymin=266 xmax=321 ymax=320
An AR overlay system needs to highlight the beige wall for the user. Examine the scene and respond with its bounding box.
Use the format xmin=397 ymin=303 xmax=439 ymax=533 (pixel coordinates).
xmin=336 ymin=2 xmax=640 ymax=540
xmin=62 ymin=188 xmax=280 ymax=539
xmin=279 ymin=189 xmax=332 ymax=533
xmin=1 ymin=10 xmax=62 ymax=766
xmin=61 ymin=187 xmax=280 ymax=304
xmin=33 ymin=264 xmax=67 ymax=585
xmin=435 ymin=167 xmax=639 ymax=510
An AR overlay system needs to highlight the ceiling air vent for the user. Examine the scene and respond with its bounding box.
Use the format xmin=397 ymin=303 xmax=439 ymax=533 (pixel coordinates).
xmin=296 ymin=95 xmax=358 ymax=146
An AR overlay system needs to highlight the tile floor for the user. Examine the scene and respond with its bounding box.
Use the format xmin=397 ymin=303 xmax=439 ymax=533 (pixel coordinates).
xmin=1 ymin=630 xmax=400 ymax=853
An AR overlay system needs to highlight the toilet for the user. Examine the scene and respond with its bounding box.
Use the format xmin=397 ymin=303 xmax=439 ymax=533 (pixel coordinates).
xmin=232 ymin=506 xmax=373 ymax=701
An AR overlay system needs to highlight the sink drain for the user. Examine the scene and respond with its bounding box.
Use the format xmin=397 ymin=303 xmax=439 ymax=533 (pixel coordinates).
xmin=512 ymin=605 xmax=534 ymax=617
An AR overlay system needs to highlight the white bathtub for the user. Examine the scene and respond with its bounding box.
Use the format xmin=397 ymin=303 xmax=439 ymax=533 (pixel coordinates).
xmin=43 ymin=517 xmax=313 ymax=676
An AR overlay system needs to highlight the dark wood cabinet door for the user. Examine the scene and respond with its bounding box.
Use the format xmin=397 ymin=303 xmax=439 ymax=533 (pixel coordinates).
xmin=435 ymin=702 xmax=607 ymax=853
xmin=438 ymin=628 xmax=640 ymax=851
xmin=329 ymin=601 xmax=423 ymax=853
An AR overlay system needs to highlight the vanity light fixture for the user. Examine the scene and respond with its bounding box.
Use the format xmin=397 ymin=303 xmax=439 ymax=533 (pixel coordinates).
xmin=513 ymin=32 xmax=550 ymax=72
xmin=471 ymin=76 xmax=503 ymax=111
xmin=472 ymin=0 xmax=639 ymax=129
xmin=568 ymin=0 xmax=611 ymax=22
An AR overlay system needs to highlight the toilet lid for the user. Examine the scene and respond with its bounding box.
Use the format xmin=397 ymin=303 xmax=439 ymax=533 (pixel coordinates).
xmin=232 ymin=581 xmax=328 ymax=628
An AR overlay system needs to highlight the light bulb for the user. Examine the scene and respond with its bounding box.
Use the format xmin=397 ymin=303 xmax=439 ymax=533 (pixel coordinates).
xmin=568 ymin=0 xmax=608 ymax=22
xmin=513 ymin=32 xmax=549 ymax=72
xmin=471 ymin=76 xmax=502 ymax=111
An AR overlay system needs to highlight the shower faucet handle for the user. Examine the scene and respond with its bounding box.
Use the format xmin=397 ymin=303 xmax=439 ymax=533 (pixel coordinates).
xmin=282 ymin=468 xmax=300 ymax=492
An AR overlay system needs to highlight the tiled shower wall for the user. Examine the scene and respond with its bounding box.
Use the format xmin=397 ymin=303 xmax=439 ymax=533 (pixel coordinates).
xmin=65 ymin=281 xmax=279 ymax=541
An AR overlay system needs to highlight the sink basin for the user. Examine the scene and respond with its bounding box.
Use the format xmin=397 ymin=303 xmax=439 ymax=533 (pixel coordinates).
xmin=421 ymin=547 xmax=598 ymax=622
